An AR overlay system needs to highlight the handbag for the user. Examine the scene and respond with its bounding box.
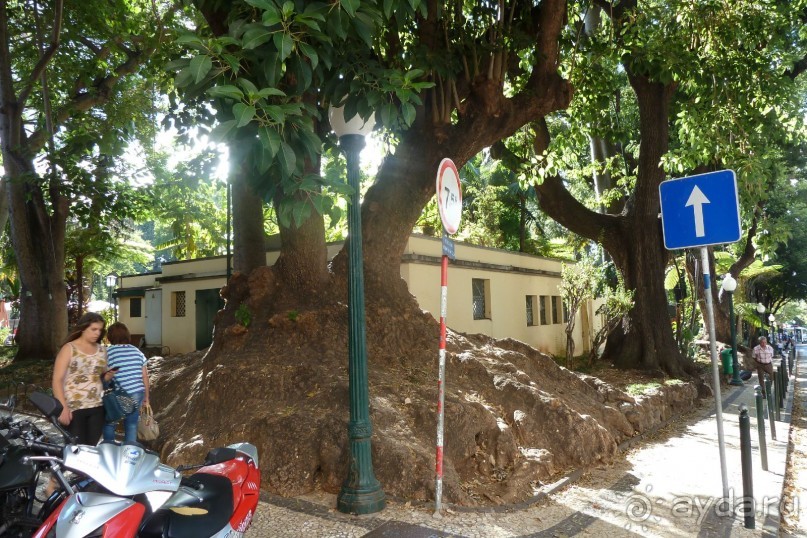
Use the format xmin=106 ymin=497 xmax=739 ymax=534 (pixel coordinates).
xmin=138 ymin=403 xmax=160 ymax=441
xmin=102 ymin=379 xmax=137 ymax=423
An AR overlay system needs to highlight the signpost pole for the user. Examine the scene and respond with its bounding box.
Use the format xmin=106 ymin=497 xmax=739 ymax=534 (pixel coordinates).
xmin=435 ymin=246 xmax=448 ymax=516
xmin=660 ymin=169 xmax=739 ymax=499
xmin=433 ymin=158 xmax=461 ymax=517
xmin=702 ymin=246 xmax=730 ymax=499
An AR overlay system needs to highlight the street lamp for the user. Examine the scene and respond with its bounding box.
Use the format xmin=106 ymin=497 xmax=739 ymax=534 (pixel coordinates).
xmin=721 ymin=275 xmax=742 ymax=386
xmin=105 ymin=273 xmax=118 ymax=321
xmin=756 ymin=303 xmax=765 ymax=340
xmin=768 ymin=314 xmax=776 ymax=346
xmin=328 ymin=104 xmax=385 ymax=515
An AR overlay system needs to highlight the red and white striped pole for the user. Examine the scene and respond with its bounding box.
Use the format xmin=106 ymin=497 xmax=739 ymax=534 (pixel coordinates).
xmin=433 ymin=158 xmax=461 ymax=517
xmin=435 ymin=252 xmax=448 ymax=515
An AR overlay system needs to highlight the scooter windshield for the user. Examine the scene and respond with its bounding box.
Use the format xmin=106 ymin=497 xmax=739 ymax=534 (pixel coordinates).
xmin=63 ymin=443 xmax=180 ymax=496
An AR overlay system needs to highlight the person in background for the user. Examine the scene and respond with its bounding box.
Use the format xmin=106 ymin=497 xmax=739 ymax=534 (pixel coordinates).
xmin=52 ymin=312 xmax=110 ymax=444
xmin=102 ymin=322 xmax=150 ymax=444
xmin=752 ymin=335 xmax=774 ymax=397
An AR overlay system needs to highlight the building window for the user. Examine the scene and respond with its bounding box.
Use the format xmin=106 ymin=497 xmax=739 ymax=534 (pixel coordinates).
xmin=526 ymin=296 xmax=537 ymax=326
xmin=552 ymin=296 xmax=561 ymax=324
xmin=172 ymin=291 xmax=186 ymax=317
xmin=539 ymin=296 xmax=548 ymax=325
xmin=472 ymin=279 xmax=490 ymax=320
xmin=130 ymin=297 xmax=142 ymax=318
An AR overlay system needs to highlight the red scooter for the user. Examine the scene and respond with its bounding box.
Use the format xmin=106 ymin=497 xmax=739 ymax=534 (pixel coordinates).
xmin=28 ymin=392 xmax=261 ymax=538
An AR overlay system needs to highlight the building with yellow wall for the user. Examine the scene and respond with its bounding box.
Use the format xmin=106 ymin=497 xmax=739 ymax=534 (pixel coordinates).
xmin=115 ymin=235 xmax=602 ymax=357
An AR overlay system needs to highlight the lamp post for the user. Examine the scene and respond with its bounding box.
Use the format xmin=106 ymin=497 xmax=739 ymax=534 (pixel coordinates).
xmin=756 ymin=303 xmax=765 ymax=341
xmin=768 ymin=314 xmax=776 ymax=347
xmin=328 ymin=104 xmax=385 ymax=515
xmin=722 ymin=275 xmax=743 ymax=386
xmin=105 ymin=273 xmax=118 ymax=321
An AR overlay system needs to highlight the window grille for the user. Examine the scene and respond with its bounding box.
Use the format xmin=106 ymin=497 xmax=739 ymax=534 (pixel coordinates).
xmin=173 ymin=291 xmax=186 ymax=317
xmin=472 ymin=279 xmax=489 ymax=320
xmin=526 ymin=296 xmax=536 ymax=326
xmin=552 ymin=296 xmax=561 ymax=324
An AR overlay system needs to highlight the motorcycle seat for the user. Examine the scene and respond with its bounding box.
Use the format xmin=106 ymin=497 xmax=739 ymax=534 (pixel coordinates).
xmin=139 ymin=473 xmax=234 ymax=538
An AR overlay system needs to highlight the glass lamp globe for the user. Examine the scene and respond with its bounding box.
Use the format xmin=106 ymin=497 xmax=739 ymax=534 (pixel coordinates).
xmin=328 ymin=105 xmax=375 ymax=138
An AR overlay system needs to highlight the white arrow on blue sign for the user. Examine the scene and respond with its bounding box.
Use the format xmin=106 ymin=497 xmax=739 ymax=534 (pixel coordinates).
xmin=659 ymin=170 xmax=741 ymax=250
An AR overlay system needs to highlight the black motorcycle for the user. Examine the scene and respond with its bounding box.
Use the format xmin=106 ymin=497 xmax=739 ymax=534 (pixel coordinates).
xmin=0 ymin=396 xmax=69 ymax=537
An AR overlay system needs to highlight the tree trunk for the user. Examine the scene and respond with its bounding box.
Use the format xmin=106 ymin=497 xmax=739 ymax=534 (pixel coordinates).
xmin=358 ymin=132 xmax=446 ymax=301
xmin=602 ymin=220 xmax=690 ymax=375
xmin=528 ymin=73 xmax=696 ymax=377
xmin=231 ymin=172 xmax=266 ymax=275
xmin=76 ymin=254 xmax=85 ymax=319
xmin=599 ymin=75 xmax=694 ymax=376
xmin=272 ymin=158 xmax=329 ymax=303
xmin=3 ymin=160 xmax=69 ymax=360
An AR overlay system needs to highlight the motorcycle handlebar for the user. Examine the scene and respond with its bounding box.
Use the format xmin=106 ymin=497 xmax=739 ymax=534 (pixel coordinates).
xmin=27 ymin=440 xmax=64 ymax=456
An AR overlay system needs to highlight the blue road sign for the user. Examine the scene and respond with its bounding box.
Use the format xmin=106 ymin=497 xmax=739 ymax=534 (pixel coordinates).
xmin=659 ymin=170 xmax=741 ymax=250
xmin=441 ymin=233 xmax=455 ymax=260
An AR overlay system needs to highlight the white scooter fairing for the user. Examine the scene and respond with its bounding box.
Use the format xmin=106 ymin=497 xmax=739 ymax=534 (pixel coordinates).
xmin=62 ymin=442 xmax=181 ymax=497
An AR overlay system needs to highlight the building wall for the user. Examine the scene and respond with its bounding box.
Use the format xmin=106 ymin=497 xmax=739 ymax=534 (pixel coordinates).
xmin=115 ymin=273 xmax=159 ymax=339
xmin=401 ymin=235 xmax=587 ymax=356
xmin=118 ymin=237 xmax=598 ymax=357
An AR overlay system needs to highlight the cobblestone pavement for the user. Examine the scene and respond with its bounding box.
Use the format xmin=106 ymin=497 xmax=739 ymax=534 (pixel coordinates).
xmin=245 ymin=347 xmax=806 ymax=538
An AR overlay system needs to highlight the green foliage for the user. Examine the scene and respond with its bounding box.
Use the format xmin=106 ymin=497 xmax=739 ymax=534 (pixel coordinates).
xmin=560 ymin=257 xmax=599 ymax=365
xmin=559 ymin=260 xmax=598 ymax=316
xmin=235 ymin=303 xmax=252 ymax=328
xmin=455 ymin=152 xmax=581 ymax=256
xmin=589 ymin=276 xmax=634 ymax=364
xmin=147 ymin=149 xmax=229 ymax=260
xmin=169 ymin=0 xmax=434 ymax=229
xmin=625 ymin=382 xmax=662 ymax=396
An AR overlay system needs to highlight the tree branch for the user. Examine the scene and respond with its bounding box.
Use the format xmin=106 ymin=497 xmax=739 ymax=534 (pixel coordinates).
xmin=18 ymin=0 xmax=63 ymax=107
xmin=728 ymin=204 xmax=762 ymax=277
xmin=785 ymin=54 xmax=807 ymax=80
xmin=26 ymin=43 xmax=151 ymax=155
xmin=491 ymin=118 xmax=619 ymax=245
xmin=77 ymin=35 xmax=109 ymax=58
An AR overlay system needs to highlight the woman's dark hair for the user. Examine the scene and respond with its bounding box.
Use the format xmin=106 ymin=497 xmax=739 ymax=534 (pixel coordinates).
xmin=106 ymin=322 xmax=131 ymax=345
xmin=65 ymin=312 xmax=107 ymax=344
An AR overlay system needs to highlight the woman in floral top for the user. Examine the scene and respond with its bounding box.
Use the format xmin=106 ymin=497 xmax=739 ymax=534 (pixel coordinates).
xmin=52 ymin=312 xmax=113 ymax=444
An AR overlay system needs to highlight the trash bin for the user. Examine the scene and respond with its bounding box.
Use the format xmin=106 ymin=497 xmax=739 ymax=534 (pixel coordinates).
xmin=721 ymin=348 xmax=733 ymax=376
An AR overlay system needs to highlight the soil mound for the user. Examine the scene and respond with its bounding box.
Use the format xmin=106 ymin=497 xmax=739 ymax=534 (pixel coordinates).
xmin=148 ymin=296 xmax=700 ymax=506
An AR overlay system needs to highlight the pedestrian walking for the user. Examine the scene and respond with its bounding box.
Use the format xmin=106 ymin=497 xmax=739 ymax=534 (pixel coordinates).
xmin=753 ymin=335 xmax=774 ymax=396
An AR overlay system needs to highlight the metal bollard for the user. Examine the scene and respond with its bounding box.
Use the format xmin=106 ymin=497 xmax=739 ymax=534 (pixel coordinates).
xmin=790 ymin=348 xmax=795 ymax=376
xmin=739 ymin=406 xmax=755 ymax=529
xmin=766 ymin=378 xmax=777 ymax=440
xmin=780 ymin=363 xmax=787 ymax=405
xmin=755 ymin=386 xmax=768 ymax=471
xmin=774 ymin=372 xmax=781 ymax=421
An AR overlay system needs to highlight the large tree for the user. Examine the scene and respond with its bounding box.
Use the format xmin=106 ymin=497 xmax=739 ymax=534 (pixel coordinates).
xmin=491 ymin=0 xmax=807 ymax=375
xmin=174 ymin=0 xmax=807 ymax=378
xmin=0 ymin=0 xmax=174 ymax=359
xmin=177 ymin=0 xmax=574 ymax=319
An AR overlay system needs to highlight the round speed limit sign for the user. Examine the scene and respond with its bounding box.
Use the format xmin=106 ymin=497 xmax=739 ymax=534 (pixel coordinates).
xmin=436 ymin=158 xmax=462 ymax=235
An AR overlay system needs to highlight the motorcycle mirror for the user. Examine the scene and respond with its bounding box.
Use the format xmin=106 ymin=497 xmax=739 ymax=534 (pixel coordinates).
xmin=29 ymin=392 xmax=77 ymax=445
xmin=29 ymin=391 xmax=62 ymax=418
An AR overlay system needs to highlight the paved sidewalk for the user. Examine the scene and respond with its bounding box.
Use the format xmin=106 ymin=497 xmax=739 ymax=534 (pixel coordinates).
xmin=247 ymin=346 xmax=805 ymax=537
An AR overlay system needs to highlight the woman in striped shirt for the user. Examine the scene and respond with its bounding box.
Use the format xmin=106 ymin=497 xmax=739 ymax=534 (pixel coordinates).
xmin=102 ymin=322 xmax=151 ymax=444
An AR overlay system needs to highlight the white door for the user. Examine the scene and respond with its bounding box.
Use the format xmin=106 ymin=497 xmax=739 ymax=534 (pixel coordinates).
xmin=145 ymin=289 xmax=162 ymax=346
